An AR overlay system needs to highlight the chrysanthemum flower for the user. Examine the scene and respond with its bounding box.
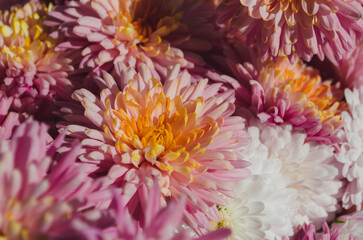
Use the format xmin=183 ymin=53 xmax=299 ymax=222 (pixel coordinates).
xmin=58 ymin=62 xmax=249 ymax=232
xmin=246 ymin=55 xmax=344 ymax=144
xmin=0 ymin=1 xmax=74 ymax=114
xmin=0 ymin=91 xmax=19 ymax=140
xmin=46 ymin=0 xmax=220 ymax=76
xmin=241 ymin=121 xmax=341 ymax=229
xmin=98 ymin=180 xmax=232 ymax=240
xmin=210 ymin=175 xmax=298 ymax=239
xmin=332 ymin=210 xmax=363 ymax=239
xmin=335 ymin=87 xmax=363 ymax=210
xmin=292 ymin=222 xmax=358 ymax=240
xmin=0 ymin=119 xmax=98 ymax=239
xmin=327 ymin=40 xmax=363 ymax=90
xmin=217 ymin=0 xmax=363 ymax=61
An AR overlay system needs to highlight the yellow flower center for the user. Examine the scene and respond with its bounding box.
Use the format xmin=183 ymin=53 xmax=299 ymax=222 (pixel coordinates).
xmin=0 ymin=3 xmax=54 ymax=67
xmin=211 ymin=206 xmax=232 ymax=230
xmin=105 ymin=81 xmax=222 ymax=185
xmin=263 ymin=57 xmax=344 ymax=125
xmin=107 ymin=1 xmax=183 ymax=56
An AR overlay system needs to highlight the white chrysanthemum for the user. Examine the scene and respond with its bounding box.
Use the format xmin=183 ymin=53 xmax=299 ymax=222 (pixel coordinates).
xmin=211 ymin=125 xmax=299 ymax=240
xmin=215 ymin=175 xmax=298 ymax=240
xmin=241 ymin=122 xmax=341 ymax=233
xmin=335 ymin=87 xmax=363 ymax=210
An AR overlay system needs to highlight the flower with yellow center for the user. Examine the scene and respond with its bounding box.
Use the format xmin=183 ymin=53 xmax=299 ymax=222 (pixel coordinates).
xmin=217 ymin=0 xmax=363 ymax=61
xmin=46 ymin=0 xmax=220 ymax=74
xmin=61 ymin=63 xmax=250 ymax=231
xmin=248 ymin=55 xmax=345 ymax=144
xmin=0 ymin=2 xmax=73 ymax=113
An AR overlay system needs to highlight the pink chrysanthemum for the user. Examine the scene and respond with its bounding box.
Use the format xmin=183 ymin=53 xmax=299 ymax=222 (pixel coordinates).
xmin=291 ymin=222 xmax=358 ymax=240
xmin=332 ymin=210 xmax=363 ymax=238
xmin=212 ymin=53 xmax=345 ymax=144
xmin=0 ymin=2 xmax=74 ymax=114
xmin=58 ymin=62 xmax=249 ymax=232
xmin=217 ymin=0 xmax=363 ymax=62
xmin=0 ymin=91 xmax=19 ymax=140
xmin=326 ymin=40 xmax=363 ymax=90
xmin=0 ymin=119 xmax=99 ymax=239
xmin=99 ymin=180 xmax=232 ymax=240
xmin=46 ymin=0 xmax=220 ymax=76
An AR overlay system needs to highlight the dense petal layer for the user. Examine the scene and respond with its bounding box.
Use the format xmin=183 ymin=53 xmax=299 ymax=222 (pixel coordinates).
xmin=217 ymin=0 xmax=363 ymax=61
xmin=57 ymin=62 xmax=249 ymax=233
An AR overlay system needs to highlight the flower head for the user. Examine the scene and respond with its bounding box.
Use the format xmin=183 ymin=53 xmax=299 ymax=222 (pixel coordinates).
xmin=241 ymin=55 xmax=344 ymax=144
xmin=0 ymin=119 xmax=98 ymax=239
xmin=335 ymin=87 xmax=363 ymax=210
xmin=0 ymin=2 xmax=74 ymax=114
xmin=211 ymin=175 xmax=298 ymax=239
xmin=242 ymin=121 xmax=341 ymax=229
xmin=59 ymin=62 xmax=249 ymax=232
xmin=46 ymin=0 xmax=220 ymax=76
xmin=327 ymin=40 xmax=363 ymax=90
xmin=217 ymin=0 xmax=363 ymax=61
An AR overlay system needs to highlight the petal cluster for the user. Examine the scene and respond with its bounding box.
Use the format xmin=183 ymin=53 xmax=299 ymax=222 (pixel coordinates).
xmin=0 ymin=91 xmax=19 ymax=140
xmin=335 ymin=87 xmax=363 ymax=210
xmin=217 ymin=0 xmax=363 ymax=61
xmin=46 ymin=0 xmax=219 ymax=75
xmin=0 ymin=119 xmax=97 ymax=239
xmin=58 ymin=62 xmax=249 ymax=232
xmin=0 ymin=2 xmax=73 ymax=114
xmin=2 ymin=0 xmax=363 ymax=239
xmin=247 ymin=55 xmax=344 ymax=144
xmin=101 ymin=180 xmax=231 ymax=240
xmin=241 ymin=121 xmax=341 ymax=229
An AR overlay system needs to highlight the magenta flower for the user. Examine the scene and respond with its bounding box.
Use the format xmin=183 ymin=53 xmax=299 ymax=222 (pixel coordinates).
xmin=46 ymin=0 xmax=220 ymax=76
xmin=57 ymin=62 xmax=249 ymax=233
xmin=291 ymin=222 xmax=358 ymax=240
xmin=217 ymin=0 xmax=363 ymax=62
xmin=0 ymin=119 xmax=98 ymax=239
xmin=99 ymin=179 xmax=231 ymax=240
xmin=0 ymin=2 xmax=74 ymax=114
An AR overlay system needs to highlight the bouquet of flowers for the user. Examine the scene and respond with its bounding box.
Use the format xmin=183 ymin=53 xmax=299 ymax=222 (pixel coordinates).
xmin=1 ymin=0 xmax=363 ymax=239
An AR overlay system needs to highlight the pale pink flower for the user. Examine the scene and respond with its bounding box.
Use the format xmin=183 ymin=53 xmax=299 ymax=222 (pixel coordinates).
xmin=332 ymin=210 xmax=363 ymax=239
xmin=0 ymin=119 xmax=99 ymax=239
xmin=0 ymin=2 xmax=74 ymax=114
xmin=46 ymin=0 xmax=220 ymax=77
xmin=291 ymin=222 xmax=358 ymax=240
xmin=326 ymin=40 xmax=363 ymax=90
xmin=58 ymin=62 xmax=249 ymax=233
xmin=217 ymin=0 xmax=363 ymax=62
